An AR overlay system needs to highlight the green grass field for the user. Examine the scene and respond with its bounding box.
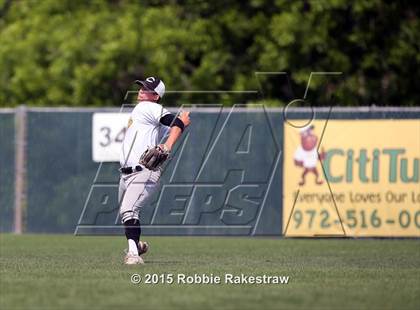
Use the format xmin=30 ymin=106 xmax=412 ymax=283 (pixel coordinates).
xmin=0 ymin=234 xmax=419 ymax=310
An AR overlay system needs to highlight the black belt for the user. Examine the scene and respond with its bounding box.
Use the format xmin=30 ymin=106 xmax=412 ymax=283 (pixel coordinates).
xmin=119 ymin=165 xmax=143 ymax=174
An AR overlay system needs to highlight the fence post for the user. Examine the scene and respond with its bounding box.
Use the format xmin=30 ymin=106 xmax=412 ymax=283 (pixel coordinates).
xmin=14 ymin=105 xmax=27 ymax=234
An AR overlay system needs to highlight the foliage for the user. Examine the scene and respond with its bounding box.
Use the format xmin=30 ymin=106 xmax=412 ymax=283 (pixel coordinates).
xmin=0 ymin=0 xmax=418 ymax=106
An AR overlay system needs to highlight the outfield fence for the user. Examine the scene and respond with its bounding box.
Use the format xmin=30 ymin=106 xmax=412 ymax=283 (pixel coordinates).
xmin=0 ymin=106 xmax=419 ymax=236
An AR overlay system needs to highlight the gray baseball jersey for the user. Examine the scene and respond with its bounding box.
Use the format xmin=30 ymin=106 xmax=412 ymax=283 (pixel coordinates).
xmin=118 ymin=101 xmax=170 ymax=223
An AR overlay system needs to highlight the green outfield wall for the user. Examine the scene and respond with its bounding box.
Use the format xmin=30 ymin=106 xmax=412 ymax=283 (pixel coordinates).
xmin=0 ymin=107 xmax=419 ymax=236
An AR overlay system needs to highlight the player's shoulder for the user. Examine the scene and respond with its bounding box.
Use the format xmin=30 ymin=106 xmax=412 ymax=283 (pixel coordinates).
xmin=133 ymin=101 xmax=165 ymax=111
xmin=132 ymin=101 xmax=156 ymax=114
xmin=148 ymin=101 xmax=165 ymax=110
xmin=132 ymin=101 xmax=169 ymax=121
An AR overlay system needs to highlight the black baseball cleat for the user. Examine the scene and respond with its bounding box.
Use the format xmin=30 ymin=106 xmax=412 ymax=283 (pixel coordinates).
xmin=138 ymin=241 xmax=149 ymax=256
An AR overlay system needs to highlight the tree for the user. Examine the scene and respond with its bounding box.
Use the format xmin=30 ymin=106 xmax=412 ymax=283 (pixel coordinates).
xmin=0 ymin=0 xmax=418 ymax=107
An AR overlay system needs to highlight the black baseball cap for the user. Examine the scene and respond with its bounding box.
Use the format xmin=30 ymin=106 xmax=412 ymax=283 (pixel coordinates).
xmin=135 ymin=77 xmax=165 ymax=98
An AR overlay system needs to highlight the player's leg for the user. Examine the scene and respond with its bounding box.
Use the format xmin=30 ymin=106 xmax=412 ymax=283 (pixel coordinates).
xmin=119 ymin=170 xmax=160 ymax=264
xmin=133 ymin=170 xmax=160 ymax=255
xmin=119 ymin=174 xmax=145 ymax=264
xmin=124 ymin=218 xmax=142 ymax=256
xmin=128 ymin=170 xmax=160 ymax=254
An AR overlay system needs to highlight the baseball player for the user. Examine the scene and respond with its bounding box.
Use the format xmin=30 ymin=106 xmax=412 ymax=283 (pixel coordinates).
xmin=119 ymin=76 xmax=190 ymax=265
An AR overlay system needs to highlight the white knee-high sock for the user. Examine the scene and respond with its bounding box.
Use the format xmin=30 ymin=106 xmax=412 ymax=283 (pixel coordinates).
xmin=128 ymin=239 xmax=138 ymax=255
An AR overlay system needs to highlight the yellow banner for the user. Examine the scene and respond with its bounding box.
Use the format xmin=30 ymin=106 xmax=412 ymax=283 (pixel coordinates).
xmin=283 ymin=119 xmax=420 ymax=237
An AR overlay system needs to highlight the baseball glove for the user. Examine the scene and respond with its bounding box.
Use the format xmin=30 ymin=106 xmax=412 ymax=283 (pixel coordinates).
xmin=139 ymin=145 xmax=170 ymax=171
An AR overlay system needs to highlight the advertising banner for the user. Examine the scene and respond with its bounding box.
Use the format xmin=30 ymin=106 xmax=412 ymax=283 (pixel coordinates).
xmin=283 ymin=120 xmax=420 ymax=237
